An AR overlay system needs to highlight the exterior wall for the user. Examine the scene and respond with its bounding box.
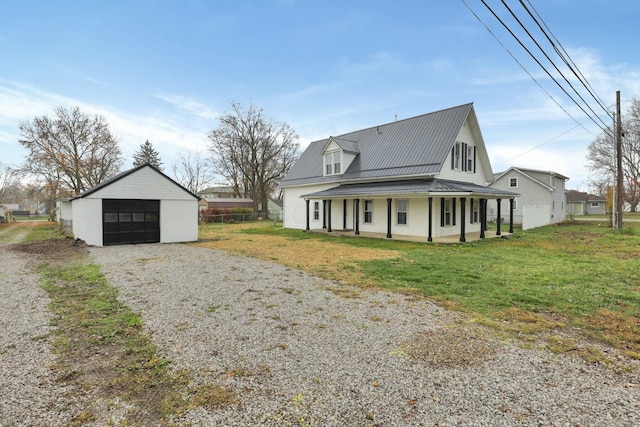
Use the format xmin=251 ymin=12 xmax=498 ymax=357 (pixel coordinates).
xmin=567 ymin=202 xmax=585 ymax=216
xmin=489 ymin=172 xmax=547 ymax=225
xmin=550 ymin=178 xmax=566 ymax=222
xmin=522 ymin=206 xmax=552 ymax=230
xmin=303 ymin=195 xmax=482 ymax=239
xmin=90 ymin=167 xmax=195 ymax=200
xmin=437 ymin=121 xmax=491 ymax=186
xmin=71 ymin=198 xmax=103 ymax=246
xmin=283 ymin=183 xmax=337 ymax=229
xmin=586 ymin=201 xmax=606 ymax=215
xmin=160 ymin=200 xmax=199 ymax=243
xmin=57 ymin=200 xmax=73 ymax=235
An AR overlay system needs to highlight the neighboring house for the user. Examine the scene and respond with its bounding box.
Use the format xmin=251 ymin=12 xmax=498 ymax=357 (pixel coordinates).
xmin=488 ymin=167 xmax=568 ymax=230
xmin=566 ymin=190 xmax=606 ymax=215
xmin=268 ymin=198 xmax=284 ymax=221
xmin=205 ymin=198 xmax=254 ymax=210
xmin=198 ymin=186 xmax=240 ymax=199
xmin=58 ymin=163 xmax=199 ymax=246
xmin=280 ymin=103 xmax=518 ymax=243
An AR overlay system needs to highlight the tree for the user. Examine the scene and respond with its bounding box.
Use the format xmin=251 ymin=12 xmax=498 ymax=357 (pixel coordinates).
xmin=208 ymin=102 xmax=300 ymax=216
xmin=133 ymin=139 xmax=163 ymax=170
xmin=0 ymin=161 xmax=19 ymax=202
xmin=172 ymin=149 xmax=213 ymax=194
xmin=19 ymin=106 xmax=123 ymax=197
xmin=587 ymin=98 xmax=640 ymax=212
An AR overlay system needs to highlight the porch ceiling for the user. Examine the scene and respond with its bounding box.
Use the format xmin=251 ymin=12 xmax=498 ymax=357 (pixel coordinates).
xmin=302 ymin=178 xmax=518 ymax=199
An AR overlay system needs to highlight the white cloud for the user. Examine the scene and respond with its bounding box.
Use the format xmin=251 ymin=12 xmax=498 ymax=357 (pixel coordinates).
xmin=0 ymin=80 xmax=213 ymax=172
xmin=155 ymin=94 xmax=220 ymax=121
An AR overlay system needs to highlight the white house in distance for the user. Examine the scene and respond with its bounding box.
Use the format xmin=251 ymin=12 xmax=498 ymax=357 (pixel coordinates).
xmin=281 ymin=103 xmax=518 ymax=243
xmin=58 ymin=163 xmax=199 ymax=246
xmin=488 ymin=167 xmax=568 ymax=230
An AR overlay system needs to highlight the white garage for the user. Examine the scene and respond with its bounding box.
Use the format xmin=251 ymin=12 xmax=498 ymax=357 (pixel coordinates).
xmin=58 ymin=163 xmax=199 ymax=246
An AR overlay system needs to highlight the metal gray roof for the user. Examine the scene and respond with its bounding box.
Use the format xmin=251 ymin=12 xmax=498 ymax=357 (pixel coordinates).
xmin=302 ymin=178 xmax=518 ymax=199
xmin=282 ymin=103 xmax=474 ymax=187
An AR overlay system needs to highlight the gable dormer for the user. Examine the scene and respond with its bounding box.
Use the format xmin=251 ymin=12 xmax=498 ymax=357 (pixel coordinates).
xmin=322 ymin=136 xmax=359 ymax=176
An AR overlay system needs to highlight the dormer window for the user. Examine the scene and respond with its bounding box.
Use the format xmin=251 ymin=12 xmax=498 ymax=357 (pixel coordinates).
xmin=324 ymin=151 xmax=341 ymax=176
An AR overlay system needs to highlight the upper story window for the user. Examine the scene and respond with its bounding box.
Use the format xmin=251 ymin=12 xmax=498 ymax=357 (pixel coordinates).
xmin=324 ymin=151 xmax=341 ymax=175
xmin=451 ymin=142 xmax=474 ymax=172
xmin=509 ymin=177 xmax=518 ymax=188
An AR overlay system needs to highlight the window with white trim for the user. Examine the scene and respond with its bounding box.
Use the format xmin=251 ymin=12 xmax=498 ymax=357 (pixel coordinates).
xmin=364 ymin=200 xmax=373 ymax=223
xmin=397 ymin=199 xmax=407 ymax=225
xmin=591 ymin=202 xmax=599 ymax=207
xmin=467 ymin=145 xmax=473 ymax=172
xmin=313 ymin=201 xmax=320 ymax=221
xmin=454 ymin=142 xmax=461 ymax=170
xmin=509 ymin=177 xmax=518 ymax=188
xmin=324 ymin=151 xmax=341 ymax=175
xmin=472 ymin=199 xmax=479 ymax=223
xmin=444 ymin=199 xmax=452 ymax=226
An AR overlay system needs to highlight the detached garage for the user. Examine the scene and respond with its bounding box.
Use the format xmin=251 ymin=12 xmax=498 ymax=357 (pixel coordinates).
xmin=59 ymin=163 xmax=199 ymax=246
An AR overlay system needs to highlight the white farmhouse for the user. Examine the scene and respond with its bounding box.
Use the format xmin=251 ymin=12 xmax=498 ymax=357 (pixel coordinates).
xmin=281 ymin=103 xmax=518 ymax=242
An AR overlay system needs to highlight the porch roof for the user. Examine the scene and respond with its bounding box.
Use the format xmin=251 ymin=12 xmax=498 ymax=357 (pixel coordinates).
xmin=302 ymin=178 xmax=519 ymax=199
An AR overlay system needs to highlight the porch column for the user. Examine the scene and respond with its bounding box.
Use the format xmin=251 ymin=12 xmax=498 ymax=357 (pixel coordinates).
xmin=509 ymin=198 xmax=514 ymax=234
xmin=386 ymin=198 xmax=392 ymax=239
xmin=305 ymin=199 xmax=310 ymax=231
xmin=327 ymin=199 xmax=332 ymax=232
xmin=496 ymin=198 xmax=502 ymax=236
xmin=355 ymin=199 xmax=360 ymax=235
xmin=343 ymin=199 xmax=347 ymax=229
xmin=480 ymin=198 xmax=486 ymax=239
xmin=322 ymin=200 xmax=327 ymax=229
xmin=459 ymin=197 xmax=467 ymax=243
xmin=427 ymin=197 xmax=433 ymax=242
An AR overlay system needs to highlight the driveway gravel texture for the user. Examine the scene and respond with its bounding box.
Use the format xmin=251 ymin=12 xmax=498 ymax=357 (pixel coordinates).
xmin=1 ymin=241 xmax=640 ymax=426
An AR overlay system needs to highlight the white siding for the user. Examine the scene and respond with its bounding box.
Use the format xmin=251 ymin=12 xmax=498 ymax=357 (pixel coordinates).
xmin=160 ymin=200 xmax=199 ymax=243
xmin=71 ymin=198 xmax=103 ymax=246
xmin=437 ymin=120 xmax=491 ymax=185
xmin=283 ymin=183 xmax=337 ymax=229
xmin=88 ymin=167 xmax=195 ymax=200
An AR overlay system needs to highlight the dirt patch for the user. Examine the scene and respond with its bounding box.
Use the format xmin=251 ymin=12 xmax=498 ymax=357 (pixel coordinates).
xmin=401 ymin=325 xmax=498 ymax=368
xmin=10 ymin=237 xmax=88 ymax=263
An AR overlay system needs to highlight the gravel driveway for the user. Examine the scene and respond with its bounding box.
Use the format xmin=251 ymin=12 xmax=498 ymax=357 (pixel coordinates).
xmin=2 ymin=241 xmax=640 ymax=426
xmin=90 ymin=243 xmax=639 ymax=426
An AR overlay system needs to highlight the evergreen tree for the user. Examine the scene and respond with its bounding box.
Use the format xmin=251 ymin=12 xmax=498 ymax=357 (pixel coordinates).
xmin=132 ymin=140 xmax=163 ymax=170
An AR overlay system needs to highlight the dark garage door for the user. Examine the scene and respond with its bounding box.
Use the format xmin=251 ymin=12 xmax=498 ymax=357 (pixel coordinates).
xmin=103 ymin=199 xmax=160 ymax=245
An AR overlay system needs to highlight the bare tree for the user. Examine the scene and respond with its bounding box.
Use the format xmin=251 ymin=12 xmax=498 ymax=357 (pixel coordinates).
xmin=587 ymin=98 xmax=640 ymax=212
xmin=19 ymin=106 xmax=123 ymax=196
xmin=172 ymin=149 xmax=213 ymax=194
xmin=208 ymin=102 xmax=300 ymax=216
xmin=0 ymin=161 xmax=19 ymax=202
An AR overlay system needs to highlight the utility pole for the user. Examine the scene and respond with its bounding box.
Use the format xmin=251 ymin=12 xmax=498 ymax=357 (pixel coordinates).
xmin=616 ymin=90 xmax=623 ymax=230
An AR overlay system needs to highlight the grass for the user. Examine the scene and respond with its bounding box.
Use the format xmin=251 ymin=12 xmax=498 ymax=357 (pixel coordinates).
xmin=197 ymin=220 xmax=640 ymax=364
xmin=7 ymin=226 xmax=237 ymax=425
xmin=0 ymin=221 xmax=64 ymax=244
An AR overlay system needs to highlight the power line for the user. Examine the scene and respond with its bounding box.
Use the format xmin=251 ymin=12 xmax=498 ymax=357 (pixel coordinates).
xmin=478 ymin=0 xmax=610 ymax=134
xmin=460 ymin=0 xmax=597 ymax=136
xmin=520 ymin=0 xmax=613 ymax=121
xmin=497 ymin=0 xmax=611 ymax=130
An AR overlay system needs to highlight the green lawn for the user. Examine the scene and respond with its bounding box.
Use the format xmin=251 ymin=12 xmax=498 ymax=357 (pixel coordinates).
xmin=238 ymin=221 xmax=640 ymax=360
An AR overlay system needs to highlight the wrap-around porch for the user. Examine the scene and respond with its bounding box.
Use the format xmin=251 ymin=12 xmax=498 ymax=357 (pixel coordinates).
xmin=301 ymin=179 xmax=518 ymax=243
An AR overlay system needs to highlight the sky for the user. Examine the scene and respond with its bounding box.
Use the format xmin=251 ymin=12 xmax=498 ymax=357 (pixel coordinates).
xmin=1 ymin=0 xmax=639 ymax=191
